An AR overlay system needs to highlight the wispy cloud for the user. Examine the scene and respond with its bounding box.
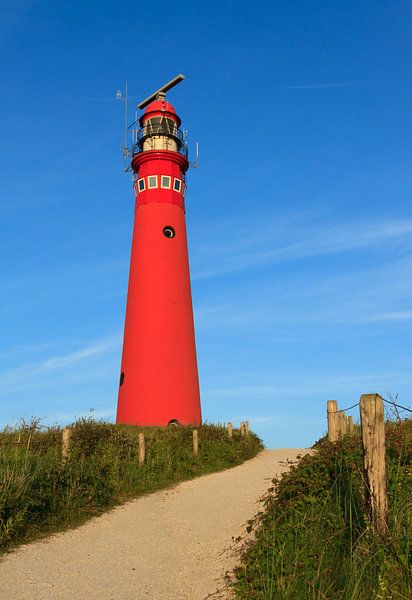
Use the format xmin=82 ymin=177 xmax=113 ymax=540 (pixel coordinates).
xmin=236 ymin=415 xmax=323 ymax=426
xmin=0 ymin=334 xmax=121 ymax=388
xmin=195 ymin=252 xmax=412 ymax=329
xmin=0 ymin=257 xmax=126 ymax=316
xmin=191 ymin=215 xmax=412 ymax=280
xmin=361 ymin=310 xmax=412 ymax=322
xmin=276 ymin=81 xmax=384 ymax=90
xmin=203 ymin=370 xmax=412 ymax=404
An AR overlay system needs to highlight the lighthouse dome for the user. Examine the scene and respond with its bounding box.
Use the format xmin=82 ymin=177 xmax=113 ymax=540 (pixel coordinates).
xmin=139 ymin=98 xmax=181 ymax=127
xmin=137 ymin=96 xmax=184 ymax=153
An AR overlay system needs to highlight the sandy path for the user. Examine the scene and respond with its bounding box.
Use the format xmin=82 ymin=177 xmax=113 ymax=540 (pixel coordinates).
xmin=0 ymin=449 xmax=307 ymax=600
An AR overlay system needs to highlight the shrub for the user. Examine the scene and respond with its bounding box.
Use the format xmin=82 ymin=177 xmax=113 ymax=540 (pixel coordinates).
xmin=233 ymin=420 xmax=411 ymax=599
xmin=0 ymin=419 xmax=263 ymax=553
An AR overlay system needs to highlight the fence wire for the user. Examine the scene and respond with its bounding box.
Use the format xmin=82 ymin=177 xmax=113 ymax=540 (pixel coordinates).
xmin=382 ymin=397 xmax=412 ymax=414
xmin=329 ymin=397 xmax=411 ymax=415
xmin=329 ymin=402 xmax=360 ymax=414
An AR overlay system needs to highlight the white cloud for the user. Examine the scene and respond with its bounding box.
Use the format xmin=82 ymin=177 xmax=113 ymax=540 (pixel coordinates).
xmin=358 ymin=310 xmax=412 ymax=322
xmin=276 ymin=81 xmax=383 ymax=90
xmin=191 ymin=216 xmax=412 ymax=280
xmin=194 ymin=249 xmax=412 ymax=329
xmin=203 ymin=370 xmax=412 ymax=401
xmin=0 ymin=334 xmax=121 ymax=388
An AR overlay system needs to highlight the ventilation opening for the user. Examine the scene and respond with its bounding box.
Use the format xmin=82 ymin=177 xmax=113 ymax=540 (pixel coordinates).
xmin=119 ymin=372 xmax=125 ymax=386
xmin=163 ymin=226 xmax=175 ymax=239
xmin=168 ymin=419 xmax=180 ymax=427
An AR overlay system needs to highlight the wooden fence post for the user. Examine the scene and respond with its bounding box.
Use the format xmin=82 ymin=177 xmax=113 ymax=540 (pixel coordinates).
xmin=359 ymin=394 xmax=388 ymax=533
xmin=245 ymin=421 xmax=250 ymax=436
xmin=62 ymin=427 xmax=71 ymax=461
xmin=14 ymin=432 xmax=22 ymax=459
xmin=347 ymin=415 xmax=354 ymax=434
xmin=240 ymin=422 xmax=246 ymax=437
xmin=227 ymin=422 xmax=233 ymax=440
xmin=327 ymin=400 xmax=339 ymax=442
xmin=138 ymin=432 xmax=145 ymax=467
xmin=338 ymin=411 xmax=347 ymax=438
xmin=193 ymin=429 xmax=199 ymax=456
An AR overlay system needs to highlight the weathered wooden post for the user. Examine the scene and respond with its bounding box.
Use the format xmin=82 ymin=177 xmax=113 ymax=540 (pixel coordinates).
xmin=62 ymin=427 xmax=72 ymax=461
xmin=338 ymin=411 xmax=347 ymax=438
xmin=193 ymin=429 xmax=199 ymax=456
xmin=347 ymin=415 xmax=354 ymax=434
xmin=240 ymin=421 xmax=246 ymax=437
xmin=327 ymin=400 xmax=339 ymax=442
xmin=14 ymin=432 xmax=22 ymax=459
xmin=227 ymin=422 xmax=233 ymax=440
xmin=359 ymin=394 xmax=388 ymax=533
xmin=245 ymin=421 xmax=250 ymax=436
xmin=138 ymin=432 xmax=145 ymax=467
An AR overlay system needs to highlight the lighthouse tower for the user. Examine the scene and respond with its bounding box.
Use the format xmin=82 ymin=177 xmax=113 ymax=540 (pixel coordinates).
xmin=116 ymin=75 xmax=202 ymax=427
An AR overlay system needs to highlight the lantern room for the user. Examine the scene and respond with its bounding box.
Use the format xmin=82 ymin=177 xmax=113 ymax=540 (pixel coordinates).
xmin=136 ymin=94 xmax=185 ymax=153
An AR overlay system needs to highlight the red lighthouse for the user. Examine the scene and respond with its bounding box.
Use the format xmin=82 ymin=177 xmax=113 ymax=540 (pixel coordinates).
xmin=116 ymin=75 xmax=202 ymax=427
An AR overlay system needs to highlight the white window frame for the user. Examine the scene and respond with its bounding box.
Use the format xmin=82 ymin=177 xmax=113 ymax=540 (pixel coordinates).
xmin=148 ymin=175 xmax=158 ymax=189
xmin=161 ymin=175 xmax=171 ymax=189
xmin=182 ymin=183 xmax=187 ymax=197
xmin=173 ymin=178 xmax=182 ymax=193
xmin=137 ymin=177 xmax=146 ymax=193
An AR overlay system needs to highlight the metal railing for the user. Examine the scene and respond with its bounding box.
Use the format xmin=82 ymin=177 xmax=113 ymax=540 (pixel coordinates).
xmin=136 ymin=124 xmax=185 ymax=147
xmin=131 ymin=124 xmax=188 ymax=159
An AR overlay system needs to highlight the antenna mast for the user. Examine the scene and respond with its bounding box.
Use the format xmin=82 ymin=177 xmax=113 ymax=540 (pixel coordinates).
xmin=116 ymin=82 xmax=130 ymax=171
xmin=116 ymin=74 xmax=198 ymax=171
xmin=124 ymin=81 xmax=128 ymax=153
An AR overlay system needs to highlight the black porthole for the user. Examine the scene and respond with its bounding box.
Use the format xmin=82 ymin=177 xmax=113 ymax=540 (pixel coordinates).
xmin=163 ymin=226 xmax=175 ymax=239
xmin=168 ymin=419 xmax=180 ymax=427
xmin=119 ymin=372 xmax=125 ymax=386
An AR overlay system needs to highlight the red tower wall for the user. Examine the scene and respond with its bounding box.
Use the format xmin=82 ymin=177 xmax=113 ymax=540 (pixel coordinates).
xmin=116 ymin=131 xmax=202 ymax=426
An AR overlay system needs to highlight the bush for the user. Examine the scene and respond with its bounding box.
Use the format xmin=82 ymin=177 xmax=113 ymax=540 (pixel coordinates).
xmin=232 ymin=419 xmax=411 ymax=600
xmin=0 ymin=419 xmax=263 ymax=553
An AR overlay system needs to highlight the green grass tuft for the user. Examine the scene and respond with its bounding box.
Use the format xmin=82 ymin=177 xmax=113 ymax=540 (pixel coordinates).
xmin=0 ymin=418 xmax=263 ymax=554
xmin=232 ymin=419 xmax=411 ymax=599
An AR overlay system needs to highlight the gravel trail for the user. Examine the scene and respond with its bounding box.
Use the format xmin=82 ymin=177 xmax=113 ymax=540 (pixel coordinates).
xmin=0 ymin=449 xmax=307 ymax=599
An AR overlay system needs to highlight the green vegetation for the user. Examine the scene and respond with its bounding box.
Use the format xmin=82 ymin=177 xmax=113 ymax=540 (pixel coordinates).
xmin=233 ymin=420 xmax=411 ymax=600
xmin=0 ymin=418 xmax=262 ymax=553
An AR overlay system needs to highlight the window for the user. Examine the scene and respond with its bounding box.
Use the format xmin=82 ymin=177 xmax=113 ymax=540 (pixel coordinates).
xmin=146 ymin=117 xmax=177 ymax=136
xmin=148 ymin=175 xmax=158 ymax=189
xmin=182 ymin=183 xmax=187 ymax=197
xmin=173 ymin=178 xmax=182 ymax=192
xmin=163 ymin=226 xmax=176 ymax=238
xmin=161 ymin=176 xmax=171 ymax=189
xmin=138 ymin=178 xmax=145 ymax=192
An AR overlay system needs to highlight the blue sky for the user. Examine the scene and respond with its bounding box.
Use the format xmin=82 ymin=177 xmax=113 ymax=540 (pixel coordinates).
xmin=1 ymin=1 xmax=411 ymax=447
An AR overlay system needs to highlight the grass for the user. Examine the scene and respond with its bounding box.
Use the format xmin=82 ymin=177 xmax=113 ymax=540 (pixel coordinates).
xmin=0 ymin=418 xmax=263 ymax=554
xmin=232 ymin=419 xmax=411 ymax=600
